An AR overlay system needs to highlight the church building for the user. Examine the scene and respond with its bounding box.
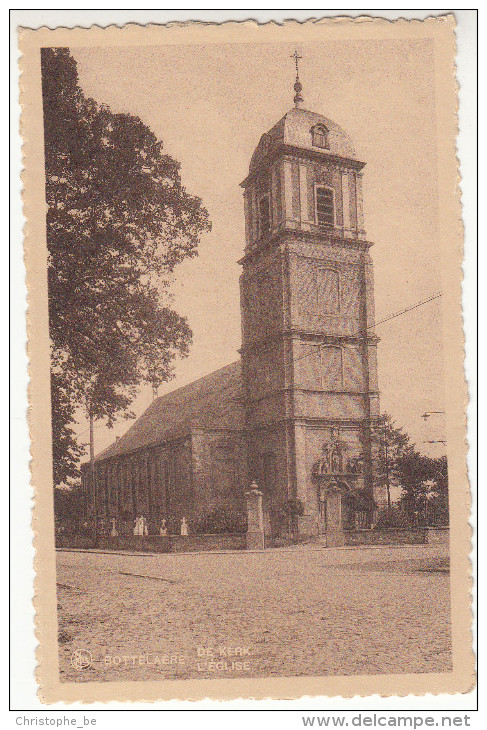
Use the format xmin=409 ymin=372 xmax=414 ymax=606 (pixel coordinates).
xmin=82 ymin=65 xmax=386 ymax=537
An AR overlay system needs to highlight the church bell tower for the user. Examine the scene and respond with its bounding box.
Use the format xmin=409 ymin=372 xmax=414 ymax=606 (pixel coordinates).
xmin=239 ymin=57 xmax=386 ymax=539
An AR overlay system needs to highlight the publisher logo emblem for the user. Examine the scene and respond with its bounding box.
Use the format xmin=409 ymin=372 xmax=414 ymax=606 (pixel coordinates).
xmin=71 ymin=649 xmax=93 ymax=671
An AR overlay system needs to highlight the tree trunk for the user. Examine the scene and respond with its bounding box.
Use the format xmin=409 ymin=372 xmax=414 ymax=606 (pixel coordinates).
xmin=89 ymin=406 xmax=98 ymax=546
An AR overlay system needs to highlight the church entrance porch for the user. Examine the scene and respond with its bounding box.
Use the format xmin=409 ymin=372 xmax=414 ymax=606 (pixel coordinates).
xmin=315 ymin=478 xmax=375 ymax=542
xmin=318 ymin=480 xmax=346 ymax=547
xmin=305 ymin=430 xmax=377 ymax=544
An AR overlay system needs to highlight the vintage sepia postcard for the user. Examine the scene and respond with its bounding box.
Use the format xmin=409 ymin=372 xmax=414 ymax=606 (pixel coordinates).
xmin=19 ymin=15 xmax=474 ymax=703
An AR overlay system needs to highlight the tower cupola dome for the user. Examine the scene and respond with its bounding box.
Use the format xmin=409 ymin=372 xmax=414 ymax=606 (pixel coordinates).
xmin=240 ymin=57 xmax=366 ymax=251
xmin=249 ymin=107 xmax=357 ymax=175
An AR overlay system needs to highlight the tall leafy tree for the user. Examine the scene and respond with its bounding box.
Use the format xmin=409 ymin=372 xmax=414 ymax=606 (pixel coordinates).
xmin=371 ymin=415 xmax=449 ymax=525
xmin=50 ymin=371 xmax=85 ymax=487
xmin=395 ymin=450 xmax=432 ymax=518
xmin=41 ymin=48 xmax=211 ymax=487
xmin=427 ymin=454 xmax=449 ymax=525
xmin=370 ymin=414 xmax=411 ymax=508
xmin=397 ymin=452 xmax=449 ymax=525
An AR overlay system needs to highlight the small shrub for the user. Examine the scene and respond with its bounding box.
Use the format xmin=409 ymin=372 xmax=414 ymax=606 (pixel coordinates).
xmin=267 ymin=506 xmax=286 ymax=538
xmin=282 ymin=498 xmax=305 ymax=517
xmin=373 ymin=506 xmax=412 ymax=530
xmin=268 ymin=498 xmax=305 ymax=536
xmin=195 ymin=506 xmax=247 ymax=534
xmin=426 ymin=503 xmax=449 ymax=527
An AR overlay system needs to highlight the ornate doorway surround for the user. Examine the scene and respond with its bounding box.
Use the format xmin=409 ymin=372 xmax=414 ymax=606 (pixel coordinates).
xmin=312 ymin=431 xmax=371 ymax=544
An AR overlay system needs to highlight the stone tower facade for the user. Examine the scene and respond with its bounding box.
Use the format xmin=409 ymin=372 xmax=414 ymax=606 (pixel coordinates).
xmin=239 ymin=97 xmax=386 ymax=538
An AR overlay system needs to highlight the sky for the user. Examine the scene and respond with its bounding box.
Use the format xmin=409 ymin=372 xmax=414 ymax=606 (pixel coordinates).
xmin=70 ymin=38 xmax=447 ymax=458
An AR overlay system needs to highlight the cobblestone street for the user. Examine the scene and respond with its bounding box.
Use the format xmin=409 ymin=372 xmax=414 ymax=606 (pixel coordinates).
xmin=56 ymin=544 xmax=451 ymax=683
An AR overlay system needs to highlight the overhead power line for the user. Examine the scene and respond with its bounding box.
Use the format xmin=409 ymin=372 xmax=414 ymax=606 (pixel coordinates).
xmin=362 ymin=292 xmax=442 ymax=333
xmin=291 ymin=291 xmax=443 ymax=366
xmin=76 ymin=290 xmax=443 ymax=451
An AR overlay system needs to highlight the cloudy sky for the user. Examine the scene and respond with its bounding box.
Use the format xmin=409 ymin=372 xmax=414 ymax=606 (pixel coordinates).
xmin=70 ymin=37 xmax=447 ymax=457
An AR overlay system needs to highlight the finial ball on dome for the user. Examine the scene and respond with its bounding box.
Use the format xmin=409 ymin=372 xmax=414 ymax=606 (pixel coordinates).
xmin=290 ymin=51 xmax=304 ymax=107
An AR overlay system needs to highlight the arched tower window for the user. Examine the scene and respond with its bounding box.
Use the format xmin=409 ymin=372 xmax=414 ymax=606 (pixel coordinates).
xmin=315 ymin=185 xmax=335 ymax=228
xmin=311 ymin=124 xmax=330 ymax=150
xmin=320 ymin=346 xmax=343 ymax=390
xmin=316 ymin=267 xmax=340 ymax=314
xmin=259 ymin=195 xmax=270 ymax=237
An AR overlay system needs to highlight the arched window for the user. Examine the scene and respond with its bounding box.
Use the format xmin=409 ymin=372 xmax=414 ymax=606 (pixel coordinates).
xmin=101 ymin=465 xmax=109 ymax=517
xmin=146 ymin=456 xmax=153 ymax=515
xmin=162 ymin=460 xmax=170 ymax=513
xmin=315 ymin=185 xmax=335 ymax=228
xmin=311 ymin=124 xmax=330 ymax=150
xmin=259 ymin=195 xmax=270 ymax=237
xmin=262 ymin=452 xmax=277 ymax=493
xmin=320 ymin=346 xmax=343 ymax=390
xmin=131 ymin=459 xmax=138 ymax=514
xmin=315 ymin=267 xmax=340 ymax=314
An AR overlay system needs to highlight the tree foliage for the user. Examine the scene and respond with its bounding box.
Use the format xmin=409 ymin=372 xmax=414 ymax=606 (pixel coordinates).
xmin=371 ymin=414 xmax=449 ymax=525
xmin=195 ymin=507 xmax=248 ymax=535
xmin=54 ymin=484 xmax=86 ymax=524
xmin=42 ymin=48 xmax=211 ymax=486
xmin=50 ymin=371 xmax=85 ymax=487
xmin=373 ymin=505 xmax=412 ymax=530
xmin=370 ymin=413 xmax=411 ymax=496
xmin=396 ymin=452 xmax=449 ymax=525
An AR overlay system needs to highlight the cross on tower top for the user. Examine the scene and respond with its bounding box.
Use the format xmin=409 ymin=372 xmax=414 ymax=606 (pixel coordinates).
xmin=290 ymin=51 xmax=304 ymax=107
xmin=290 ymin=50 xmax=302 ymax=75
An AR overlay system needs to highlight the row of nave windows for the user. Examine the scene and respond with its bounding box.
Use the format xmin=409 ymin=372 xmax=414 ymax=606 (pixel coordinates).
xmin=84 ymin=455 xmax=181 ymax=517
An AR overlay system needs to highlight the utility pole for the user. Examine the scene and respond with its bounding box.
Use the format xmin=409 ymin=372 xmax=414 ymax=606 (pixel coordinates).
xmin=359 ymin=251 xmax=375 ymax=526
xmin=384 ymin=435 xmax=391 ymax=511
xmin=378 ymin=423 xmax=391 ymax=512
xmin=89 ymin=400 xmax=98 ymax=546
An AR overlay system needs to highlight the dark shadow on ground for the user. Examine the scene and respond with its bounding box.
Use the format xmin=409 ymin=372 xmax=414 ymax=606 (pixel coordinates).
xmin=337 ymin=557 xmax=450 ymax=574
